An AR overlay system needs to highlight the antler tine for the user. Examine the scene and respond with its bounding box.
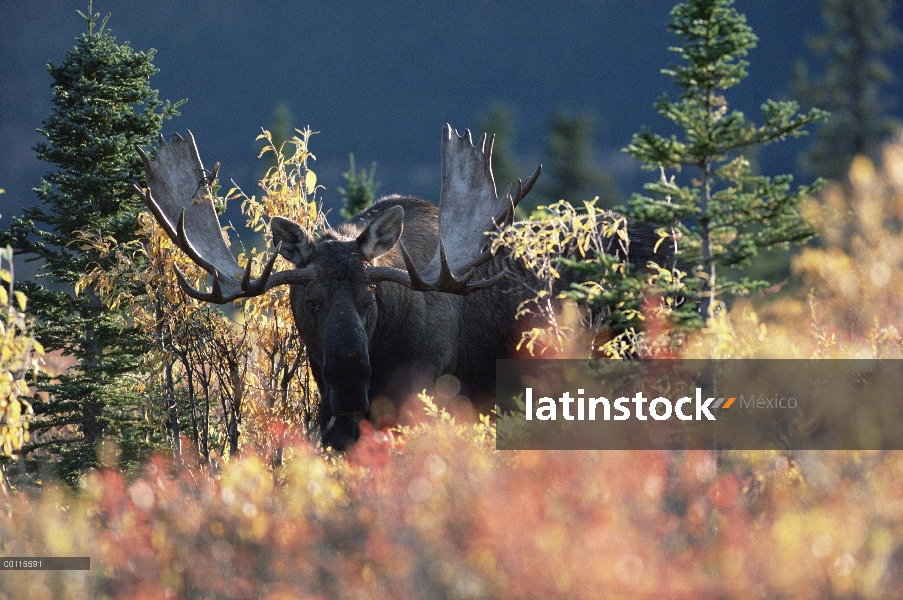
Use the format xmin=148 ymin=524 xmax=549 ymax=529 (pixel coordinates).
xmin=390 ymin=124 xmax=538 ymax=295
xmin=478 ymin=131 xmax=489 ymax=154
xmin=240 ymin=252 xmax=254 ymax=291
xmin=396 ymin=240 xmax=474 ymax=292
xmin=137 ymin=131 xmax=296 ymax=304
xmin=398 ymin=241 xmax=422 ymax=288
xmin=383 ymin=239 xmax=505 ymax=296
xmin=240 ymin=241 xmax=283 ymax=295
xmin=259 ymin=241 xmax=282 ymax=285
xmin=434 ymin=240 xmax=473 ymax=287
xmin=448 ymin=267 xmax=507 ymax=294
xmin=492 ymin=165 xmax=543 ymax=230
xmin=174 ymin=264 xmax=230 ymax=303
xmin=136 ymin=144 xmax=153 ymax=171
xmin=510 ymin=166 xmax=542 ymax=206
xmin=430 ymin=239 xmax=508 ymax=294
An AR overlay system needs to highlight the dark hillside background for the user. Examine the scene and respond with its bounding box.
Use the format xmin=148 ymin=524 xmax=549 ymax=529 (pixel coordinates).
xmin=2 ymin=1 xmax=901 ymax=245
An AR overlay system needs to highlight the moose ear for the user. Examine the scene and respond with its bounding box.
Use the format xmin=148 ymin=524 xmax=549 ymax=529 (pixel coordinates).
xmin=357 ymin=205 xmax=404 ymax=262
xmin=271 ymin=216 xmax=315 ymax=267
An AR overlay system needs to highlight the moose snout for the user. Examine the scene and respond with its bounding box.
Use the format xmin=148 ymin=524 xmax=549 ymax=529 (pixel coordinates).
xmin=322 ymin=336 xmax=372 ymax=415
xmin=323 ymin=344 xmax=370 ymax=380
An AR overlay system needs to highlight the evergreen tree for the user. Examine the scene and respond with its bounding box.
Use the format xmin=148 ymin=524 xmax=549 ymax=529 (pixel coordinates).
xmin=624 ymin=0 xmax=828 ymax=318
xmin=794 ymin=0 xmax=902 ymax=179
xmin=0 ymin=3 xmax=181 ymax=483
xmin=528 ymin=109 xmax=621 ymax=215
xmin=339 ymin=154 xmax=380 ymax=220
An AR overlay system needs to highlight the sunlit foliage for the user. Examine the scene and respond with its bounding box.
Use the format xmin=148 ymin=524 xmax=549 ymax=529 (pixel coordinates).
xmin=0 ymin=248 xmax=41 ymax=467
xmin=491 ymin=198 xmax=688 ymax=359
xmin=77 ymin=128 xmax=324 ymax=465
xmin=4 ymin=2 xmax=903 ymax=593
xmin=793 ymin=129 xmax=903 ymax=356
xmin=1 ymin=402 xmax=903 ymax=598
xmin=237 ymin=128 xmax=326 ymax=447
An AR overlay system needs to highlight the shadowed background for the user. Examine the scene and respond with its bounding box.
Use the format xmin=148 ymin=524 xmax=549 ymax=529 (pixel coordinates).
xmin=2 ymin=1 xmax=901 ymax=235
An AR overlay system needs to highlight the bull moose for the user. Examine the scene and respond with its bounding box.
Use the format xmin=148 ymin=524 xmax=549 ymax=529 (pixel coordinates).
xmin=136 ymin=125 xmax=659 ymax=450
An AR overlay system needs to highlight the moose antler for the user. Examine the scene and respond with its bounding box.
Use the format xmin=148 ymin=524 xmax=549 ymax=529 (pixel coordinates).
xmin=136 ymin=126 xmax=539 ymax=302
xmin=367 ymin=125 xmax=540 ymax=293
xmin=135 ymin=132 xmax=297 ymax=302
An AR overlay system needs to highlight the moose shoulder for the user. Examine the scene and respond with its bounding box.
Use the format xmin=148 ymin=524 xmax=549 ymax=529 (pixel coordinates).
xmin=136 ymin=125 xmax=661 ymax=450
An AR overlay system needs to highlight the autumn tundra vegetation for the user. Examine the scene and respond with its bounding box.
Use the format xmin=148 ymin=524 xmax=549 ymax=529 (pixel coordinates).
xmin=2 ymin=0 xmax=903 ymax=597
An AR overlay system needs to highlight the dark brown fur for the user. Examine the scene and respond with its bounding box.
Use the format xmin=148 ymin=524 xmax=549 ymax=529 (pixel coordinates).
xmin=273 ymin=194 xmax=661 ymax=449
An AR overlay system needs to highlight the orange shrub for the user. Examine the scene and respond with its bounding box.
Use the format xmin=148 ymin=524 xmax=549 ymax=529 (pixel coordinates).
xmin=1 ymin=400 xmax=902 ymax=599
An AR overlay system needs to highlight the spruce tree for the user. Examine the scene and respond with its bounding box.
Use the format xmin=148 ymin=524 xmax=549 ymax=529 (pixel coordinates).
xmin=794 ymin=0 xmax=902 ymax=179
xmin=624 ymin=0 xmax=828 ymax=318
xmin=339 ymin=154 xmax=380 ymax=220
xmin=1 ymin=4 xmax=181 ymax=483
xmin=536 ymin=109 xmax=621 ymax=212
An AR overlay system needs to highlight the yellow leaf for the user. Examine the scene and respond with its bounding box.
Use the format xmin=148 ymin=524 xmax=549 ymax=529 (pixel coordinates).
xmin=13 ymin=291 xmax=26 ymax=311
xmin=305 ymin=170 xmax=317 ymax=195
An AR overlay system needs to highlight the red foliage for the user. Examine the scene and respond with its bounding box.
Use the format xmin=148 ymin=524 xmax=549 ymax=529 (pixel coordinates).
xmin=2 ymin=434 xmax=901 ymax=599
